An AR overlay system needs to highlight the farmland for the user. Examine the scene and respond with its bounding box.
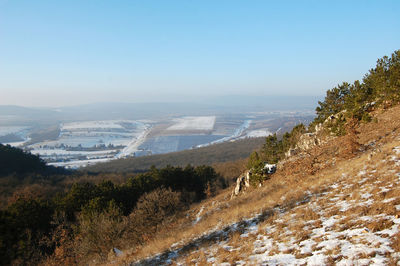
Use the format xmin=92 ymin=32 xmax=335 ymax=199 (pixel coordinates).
xmin=0 ymin=110 xmax=314 ymax=168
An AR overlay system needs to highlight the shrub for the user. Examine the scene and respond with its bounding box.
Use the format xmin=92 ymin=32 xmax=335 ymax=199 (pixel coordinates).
xmin=75 ymin=201 xmax=128 ymax=261
xmin=130 ymin=187 xmax=185 ymax=232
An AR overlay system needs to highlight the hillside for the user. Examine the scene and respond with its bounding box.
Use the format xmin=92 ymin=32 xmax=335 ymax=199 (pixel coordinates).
xmin=0 ymin=144 xmax=65 ymax=176
xmin=83 ymin=137 xmax=265 ymax=173
xmin=110 ymin=103 xmax=400 ymax=265
xmin=1 ymin=50 xmax=398 ymax=265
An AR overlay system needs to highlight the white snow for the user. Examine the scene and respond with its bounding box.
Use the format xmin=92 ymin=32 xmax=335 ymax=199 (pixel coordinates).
xmin=361 ymin=192 xmax=372 ymax=199
xmin=193 ymin=206 xmax=205 ymax=225
xmin=48 ymin=158 xmax=113 ymax=169
xmin=61 ymin=121 xmax=125 ymax=130
xmin=165 ymin=156 xmax=400 ymax=266
xmin=167 ymin=116 xmax=216 ymax=131
xmin=116 ymin=125 xmax=151 ymax=158
xmin=196 ymin=120 xmax=252 ymax=148
xmin=4 ymin=138 xmax=31 ymax=147
xmin=31 ymin=149 xmax=118 ymax=156
xmin=27 ymin=120 xmax=151 ymax=168
xmin=337 ymin=201 xmax=352 ymax=212
xmin=244 ymin=128 xmax=272 ymax=138
xmin=0 ymin=126 xmax=29 ymax=136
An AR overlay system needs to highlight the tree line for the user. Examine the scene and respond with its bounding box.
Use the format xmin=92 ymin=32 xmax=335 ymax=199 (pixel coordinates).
xmin=251 ymin=50 xmax=400 ymax=181
xmin=0 ymin=144 xmax=225 ymax=264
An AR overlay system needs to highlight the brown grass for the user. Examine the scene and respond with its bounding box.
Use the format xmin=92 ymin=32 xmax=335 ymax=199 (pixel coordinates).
xmin=228 ymin=231 xmax=242 ymax=248
xmin=390 ymin=232 xmax=400 ymax=252
xmin=366 ymin=219 xmax=394 ymax=233
xmin=109 ymin=105 xmax=400 ymax=265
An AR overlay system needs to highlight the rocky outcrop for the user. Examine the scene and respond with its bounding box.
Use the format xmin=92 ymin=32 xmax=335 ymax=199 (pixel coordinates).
xmin=285 ymin=113 xmax=344 ymax=158
xmin=297 ymin=133 xmax=321 ymax=150
xmin=108 ymin=247 xmax=123 ymax=261
xmin=231 ymin=170 xmax=250 ymax=198
xmin=285 ymin=132 xmax=322 ymax=158
xmin=231 ymin=164 xmax=277 ymax=198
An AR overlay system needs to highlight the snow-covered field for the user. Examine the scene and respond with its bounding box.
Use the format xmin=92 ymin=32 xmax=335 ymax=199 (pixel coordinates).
xmin=31 ymin=149 xmax=118 ymax=156
xmin=0 ymin=126 xmax=31 ymax=146
xmin=167 ymin=116 xmax=216 ymax=131
xmin=4 ymin=117 xmax=272 ymax=168
xmin=61 ymin=121 xmax=125 ymax=130
xmin=244 ymin=128 xmax=272 ymax=138
xmin=116 ymin=125 xmax=151 ymax=158
xmin=196 ymin=120 xmax=252 ymax=148
xmin=48 ymin=158 xmax=114 ymax=168
xmin=1 ymin=114 xmax=295 ymax=168
xmin=28 ymin=120 xmax=151 ymax=168
xmin=0 ymin=126 xmax=29 ymax=136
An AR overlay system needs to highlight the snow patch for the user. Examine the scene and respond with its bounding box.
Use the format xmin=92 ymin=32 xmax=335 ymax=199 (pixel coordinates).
xmin=167 ymin=116 xmax=216 ymax=131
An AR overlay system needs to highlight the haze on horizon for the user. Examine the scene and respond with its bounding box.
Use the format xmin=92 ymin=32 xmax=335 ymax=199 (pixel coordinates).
xmin=0 ymin=0 xmax=399 ymax=107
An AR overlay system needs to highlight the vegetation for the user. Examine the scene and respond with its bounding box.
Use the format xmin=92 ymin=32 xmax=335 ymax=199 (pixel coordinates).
xmin=124 ymin=92 xmax=400 ymax=266
xmin=0 ymin=144 xmax=226 ymax=264
xmin=0 ymin=143 xmax=47 ymax=176
xmin=259 ymin=49 xmax=400 ymax=169
xmin=1 ymin=49 xmax=399 ymax=265
xmin=259 ymin=123 xmax=307 ymax=164
xmin=312 ymin=50 xmax=400 ymax=134
xmin=83 ymin=137 xmax=265 ymax=173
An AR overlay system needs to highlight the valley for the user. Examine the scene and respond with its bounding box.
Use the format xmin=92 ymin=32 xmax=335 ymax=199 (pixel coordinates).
xmin=0 ymin=109 xmax=314 ymax=168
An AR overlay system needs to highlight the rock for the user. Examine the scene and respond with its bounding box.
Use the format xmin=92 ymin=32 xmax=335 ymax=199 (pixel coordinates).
xmin=297 ymin=133 xmax=320 ymax=150
xmin=285 ymin=148 xmax=298 ymax=157
xmin=231 ymin=166 xmax=276 ymax=199
xmin=231 ymin=170 xmax=251 ymax=199
xmin=108 ymin=247 xmax=123 ymax=260
xmin=245 ymin=170 xmax=250 ymax=188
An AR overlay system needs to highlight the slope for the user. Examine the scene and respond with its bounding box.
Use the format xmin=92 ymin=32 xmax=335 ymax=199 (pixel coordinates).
xmin=110 ymin=105 xmax=400 ymax=265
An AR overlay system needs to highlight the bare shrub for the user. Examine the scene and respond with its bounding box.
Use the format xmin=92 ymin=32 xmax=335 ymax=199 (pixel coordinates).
xmin=131 ymin=187 xmax=185 ymax=229
xmin=341 ymin=118 xmax=361 ymax=158
xmin=75 ymin=202 xmax=128 ymax=261
xmin=124 ymin=187 xmax=187 ymax=246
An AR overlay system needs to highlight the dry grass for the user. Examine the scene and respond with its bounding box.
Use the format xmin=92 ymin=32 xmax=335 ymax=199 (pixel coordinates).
xmin=228 ymin=231 xmax=242 ymax=248
xmin=108 ymin=106 xmax=400 ymax=265
xmin=366 ymin=218 xmax=395 ymax=233
xmin=391 ymin=232 xmax=400 ymax=252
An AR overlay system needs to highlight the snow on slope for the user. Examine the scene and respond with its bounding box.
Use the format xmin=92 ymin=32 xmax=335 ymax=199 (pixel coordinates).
xmin=130 ymin=142 xmax=400 ymax=265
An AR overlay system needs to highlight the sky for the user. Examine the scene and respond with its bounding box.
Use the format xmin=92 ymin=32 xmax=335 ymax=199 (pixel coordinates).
xmin=0 ymin=0 xmax=399 ymax=107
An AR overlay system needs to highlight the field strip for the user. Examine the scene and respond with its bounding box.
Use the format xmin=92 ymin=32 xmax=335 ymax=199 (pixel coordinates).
xmin=116 ymin=125 xmax=152 ymax=158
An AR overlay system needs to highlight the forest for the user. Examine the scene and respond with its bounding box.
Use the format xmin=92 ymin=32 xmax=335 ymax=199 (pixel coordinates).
xmin=0 ymin=146 xmax=225 ymax=264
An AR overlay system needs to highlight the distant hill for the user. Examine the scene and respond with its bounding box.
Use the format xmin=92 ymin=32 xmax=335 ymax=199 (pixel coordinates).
xmin=0 ymin=95 xmax=319 ymax=124
xmin=83 ymin=137 xmax=265 ymax=173
xmin=0 ymin=144 xmax=47 ymax=176
xmin=0 ymin=144 xmax=67 ymax=177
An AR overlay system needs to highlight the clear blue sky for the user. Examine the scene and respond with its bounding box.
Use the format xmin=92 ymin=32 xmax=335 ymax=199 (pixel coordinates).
xmin=0 ymin=0 xmax=399 ymax=107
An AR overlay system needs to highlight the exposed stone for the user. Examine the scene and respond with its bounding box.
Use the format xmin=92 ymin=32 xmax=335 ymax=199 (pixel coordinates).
xmin=231 ymin=172 xmax=248 ymax=199
xmin=108 ymin=247 xmax=123 ymax=260
xmin=231 ymin=164 xmax=276 ymax=198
